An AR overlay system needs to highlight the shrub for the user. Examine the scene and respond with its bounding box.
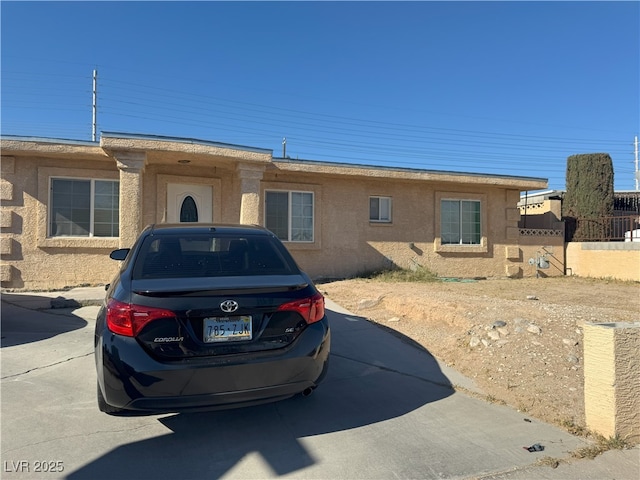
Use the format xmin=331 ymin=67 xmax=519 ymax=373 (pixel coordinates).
xmin=563 ymin=153 xmax=614 ymax=241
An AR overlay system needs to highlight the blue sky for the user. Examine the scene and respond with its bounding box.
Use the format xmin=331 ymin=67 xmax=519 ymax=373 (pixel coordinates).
xmin=2 ymin=1 xmax=639 ymax=191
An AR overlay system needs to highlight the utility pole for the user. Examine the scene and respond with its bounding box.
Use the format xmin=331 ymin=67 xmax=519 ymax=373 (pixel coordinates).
xmin=92 ymin=69 xmax=98 ymax=142
xmin=282 ymin=137 xmax=286 ymax=158
xmin=635 ymin=135 xmax=638 ymax=191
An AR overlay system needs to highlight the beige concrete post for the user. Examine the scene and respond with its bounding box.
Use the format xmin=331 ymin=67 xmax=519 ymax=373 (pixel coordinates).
xmin=237 ymin=164 xmax=264 ymax=225
xmin=583 ymin=322 xmax=640 ymax=443
xmin=113 ymin=151 xmax=147 ymax=248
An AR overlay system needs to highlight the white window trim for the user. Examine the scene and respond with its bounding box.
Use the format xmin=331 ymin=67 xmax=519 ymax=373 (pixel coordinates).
xmin=440 ymin=198 xmax=482 ymax=246
xmin=369 ymin=195 xmax=392 ymax=223
xmin=264 ymin=189 xmax=315 ymax=243
xmin=49 ymin=176 xmax=120 ymax=238
xmin=434 ymin=191 xmax=488 ymax=254
xmin=37 ymin=167 xmax=119 ymax=249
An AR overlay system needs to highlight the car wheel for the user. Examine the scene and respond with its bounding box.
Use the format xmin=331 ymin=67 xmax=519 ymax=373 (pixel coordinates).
xmin=97 ymin=382 xmax=126 ymax=415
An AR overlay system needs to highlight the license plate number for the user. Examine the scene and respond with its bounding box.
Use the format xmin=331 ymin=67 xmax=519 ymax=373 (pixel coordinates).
xmin=204 ymin=316 xmax=252 ymax=342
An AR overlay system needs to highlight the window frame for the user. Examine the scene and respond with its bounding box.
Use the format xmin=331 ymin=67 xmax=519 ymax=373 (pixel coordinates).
xmin=440 ymin=198 xmax=482 ymax=246
xmin=369 ymin=196 xmax=392 ymax=223
xmin=49 ymin=176 xmax=120 ymax=238
xmin=434 ymin=192 xmax=487 ymax=253
xmin=264 ymin=189 xmax=315 ymax=243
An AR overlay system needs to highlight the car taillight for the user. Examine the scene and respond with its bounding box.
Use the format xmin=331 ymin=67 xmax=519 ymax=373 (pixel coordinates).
xmin=277 ymin=292 xmax=325 ymax=324
xmin=106 ymin=299 xmax=175 ymax=337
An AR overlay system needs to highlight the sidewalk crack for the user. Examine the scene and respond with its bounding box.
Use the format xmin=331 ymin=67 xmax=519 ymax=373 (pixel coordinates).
xmin=1 ymin=352 xmax=93 ymax=380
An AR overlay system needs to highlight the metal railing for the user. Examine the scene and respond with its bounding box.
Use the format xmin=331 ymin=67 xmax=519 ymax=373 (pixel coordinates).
xmin=566 ymin=215 xmax=640 ymax=242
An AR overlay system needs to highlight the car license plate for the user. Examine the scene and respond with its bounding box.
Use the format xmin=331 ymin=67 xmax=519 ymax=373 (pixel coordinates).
xmin=203 ymin=316 xmax=252 ymax=342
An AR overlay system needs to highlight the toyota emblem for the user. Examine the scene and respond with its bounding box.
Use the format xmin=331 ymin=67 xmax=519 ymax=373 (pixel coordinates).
xmin=220 ymin=300 xmax=239 ymax=313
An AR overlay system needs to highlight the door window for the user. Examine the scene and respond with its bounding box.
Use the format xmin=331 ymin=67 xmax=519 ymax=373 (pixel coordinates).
xmin=180 ymin=196 xmax=199 ymax=222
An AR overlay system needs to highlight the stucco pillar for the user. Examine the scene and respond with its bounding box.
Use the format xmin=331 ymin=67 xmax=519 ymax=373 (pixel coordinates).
xmin=583 ymin=322 xmax=640 ymax=443
xmin=237 ymin=164 xmax=264 ymax=225
xmin=113 ymin=151 xmax=147 ymax=248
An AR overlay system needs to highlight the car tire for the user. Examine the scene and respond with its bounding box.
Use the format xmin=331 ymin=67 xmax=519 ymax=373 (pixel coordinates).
xmin=97 ymin=382 xmax=126 ymax=415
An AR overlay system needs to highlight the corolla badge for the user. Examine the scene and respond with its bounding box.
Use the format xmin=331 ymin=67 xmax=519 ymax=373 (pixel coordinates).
xmin=154 ymin=336 xmax=184 ymax=343
xmin=220 ymin=300 xmax=239 ymax=313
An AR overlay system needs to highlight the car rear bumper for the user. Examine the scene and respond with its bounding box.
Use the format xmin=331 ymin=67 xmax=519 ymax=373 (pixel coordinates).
xmin=96 ymin=317 xmax=330 ymax=412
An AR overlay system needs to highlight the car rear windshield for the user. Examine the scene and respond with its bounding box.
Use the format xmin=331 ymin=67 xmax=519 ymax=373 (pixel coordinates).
xmin=131 ymin=233 xmax=299 ymax=279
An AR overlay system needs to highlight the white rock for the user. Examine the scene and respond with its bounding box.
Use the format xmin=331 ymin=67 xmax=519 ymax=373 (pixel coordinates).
xmin=487 ymin=330 xmax=501 ymax=341
xmin=567 ymin=355 xmax=580 ymax=364
xmin=527 ymin=324 xmax=542 ymax=335
xmin=358 ymin=298 xmax=380 ymax=309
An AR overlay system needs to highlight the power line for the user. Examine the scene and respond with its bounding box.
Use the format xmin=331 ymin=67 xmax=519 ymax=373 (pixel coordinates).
xmin=2 ymin=68 xmax=636 ymax=189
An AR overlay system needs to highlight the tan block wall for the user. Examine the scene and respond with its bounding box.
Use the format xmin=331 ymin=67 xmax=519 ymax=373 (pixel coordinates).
xmin=519 ymin=199 xmax=561 ymax=217
xmin=566 ymin=242 xmax=640 ymax=282
xmin=584 ymin=323 xmax=640 ymax=443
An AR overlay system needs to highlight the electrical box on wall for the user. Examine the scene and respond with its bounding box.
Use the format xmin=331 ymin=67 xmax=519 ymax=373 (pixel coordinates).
xmin=529 ymin=255 xmax=550 ymax=269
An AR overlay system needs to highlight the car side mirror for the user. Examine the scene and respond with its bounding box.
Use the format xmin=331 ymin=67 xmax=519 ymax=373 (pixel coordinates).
xmin=109 ymin=248 xmax=130 ymax=261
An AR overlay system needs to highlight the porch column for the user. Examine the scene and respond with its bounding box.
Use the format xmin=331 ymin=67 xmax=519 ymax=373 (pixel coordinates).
xmin=237 ymin=164 xmax=265 ymax=225
xmin=114 ymin=151 xmax=147 ymax=248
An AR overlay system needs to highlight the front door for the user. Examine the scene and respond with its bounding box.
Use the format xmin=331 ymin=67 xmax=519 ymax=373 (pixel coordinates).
xmin=166 ymin=184 xmax=213 ymax=223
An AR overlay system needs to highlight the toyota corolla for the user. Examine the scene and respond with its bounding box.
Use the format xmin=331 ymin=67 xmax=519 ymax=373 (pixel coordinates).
xmin=94 ymin=224 xmax=330 ymax=414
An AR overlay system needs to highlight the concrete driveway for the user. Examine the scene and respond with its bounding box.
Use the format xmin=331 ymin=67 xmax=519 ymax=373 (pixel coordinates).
xmin=1 ymin=290 xmax=638 ymax=479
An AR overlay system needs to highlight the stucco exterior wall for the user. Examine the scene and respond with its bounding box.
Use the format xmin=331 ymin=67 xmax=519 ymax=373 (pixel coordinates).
xmin=1 ymin=154 xmax=121 ymax=289
xmin=566 ymin=242 xmax=640 ymax=282
xmin=519 ymin=199 xmax=563 ymax=230
xmin=1 ymin=134 xmax=550 ymax=289
xmin=262 ymin=168 xmax=537 ymax=280
xmin=517 ymin=234 xmax=565 ymax=277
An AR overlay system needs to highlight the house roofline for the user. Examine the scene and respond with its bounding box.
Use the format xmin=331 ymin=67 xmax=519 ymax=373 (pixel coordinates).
xmin=0 ymin=134 xmax=98 ymax=147
xmin=1 ymin=132 xmax=548 ymax=187
xmin=101 ymin=132 xmax=273 ymax=155
xmin=274 ymin=156 xmax=548 ymax=185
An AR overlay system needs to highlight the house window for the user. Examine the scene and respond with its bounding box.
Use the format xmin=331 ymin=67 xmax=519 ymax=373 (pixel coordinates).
xmin=441 ymin=199 xmax=481 ymax=245
xmin=50 ymin=178 xmax=119 ymax=237
xmin=370 ymin=196 xmax=392 ymax=223
xmin=265 ymin=190 xmax=314 ymax=242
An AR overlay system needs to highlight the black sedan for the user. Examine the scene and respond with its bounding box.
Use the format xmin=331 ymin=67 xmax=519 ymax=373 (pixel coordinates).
xmin=94 ymin=224 xmax=330 ymax=414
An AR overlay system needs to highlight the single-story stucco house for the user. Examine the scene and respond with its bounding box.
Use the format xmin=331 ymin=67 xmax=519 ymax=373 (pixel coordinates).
xmin=0 ymin=132 xmax=549 ymax=290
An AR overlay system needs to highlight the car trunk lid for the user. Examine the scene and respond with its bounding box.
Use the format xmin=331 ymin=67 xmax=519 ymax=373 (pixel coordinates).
xmin=129 ymin=275 xmax=317 ymax=359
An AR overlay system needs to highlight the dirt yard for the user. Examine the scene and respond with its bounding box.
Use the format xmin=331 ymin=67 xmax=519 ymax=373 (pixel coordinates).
xmin=320 ymin=276 xmax=639 ymax=432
